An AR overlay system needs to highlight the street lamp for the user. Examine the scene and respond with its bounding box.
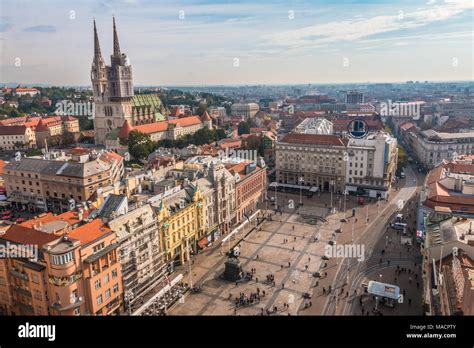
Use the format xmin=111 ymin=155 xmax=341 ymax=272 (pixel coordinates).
xmin=274 ymin=182 xmax=278 ymax=211
xmin=330 ymin=179 xmax=335 ymax=209
xmin=298 ymin=177 xmax=304 ymax=206
xmin=365 ymin=205 xmax=369 ymax=225
xmin=343 ymin=188 xmax=348 ymax=220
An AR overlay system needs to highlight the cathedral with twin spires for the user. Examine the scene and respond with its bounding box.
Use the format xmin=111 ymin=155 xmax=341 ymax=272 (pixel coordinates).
xmin=91 ymin=17 xmax=165 ymax=145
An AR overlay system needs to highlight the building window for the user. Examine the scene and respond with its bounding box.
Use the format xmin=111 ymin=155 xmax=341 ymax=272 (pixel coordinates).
xmin=51 ymin=251 xmax=74 ymax=265
xmin=95 ymin=279 xmax=101 ymax=290
xmin=112 ymin=269 xmax=118 ymax=279
xmin=97 ymin=294 xmax=103 ymax=305
xmin=104 ymin=274 xmax=109 ymax=284
xmin=74 ymin=307 xmax=80 ymax=316
xmin=113 ymin=284 xmax=119 ymax=293
xmin=105 ymin=289 xmax=111 ymax=299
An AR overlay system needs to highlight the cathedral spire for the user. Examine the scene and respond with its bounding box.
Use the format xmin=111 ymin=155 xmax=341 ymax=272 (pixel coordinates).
xmin=93 ymin=18 xmax=103 ymax=61
xmin=113 ymin=16 xmax=121 ymax=56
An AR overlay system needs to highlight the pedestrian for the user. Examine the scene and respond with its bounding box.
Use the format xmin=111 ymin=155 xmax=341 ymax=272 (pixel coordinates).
xmin=292 ymin=246 xmax=295 ymax=252
xmin=388 ymin=260 xmax=390 ymax=266
xmin=305 ymin=265 xmax=308 ymax=271
xmin=324 ymin=272 xmax=327 ymax=277
xmin=288 ymin=261 xmax=291 ymax=267
xmin=281 ymin=265 xmax=283 ymax=270
xmin=282 ymin=283 xmax=285 ymax=289
xmin=408 ymin=298 xmax=411 ymax=306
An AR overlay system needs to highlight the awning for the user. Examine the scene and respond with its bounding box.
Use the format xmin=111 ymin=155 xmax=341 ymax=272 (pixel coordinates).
xmin=198 ymin=237 xmax=208 ymax=249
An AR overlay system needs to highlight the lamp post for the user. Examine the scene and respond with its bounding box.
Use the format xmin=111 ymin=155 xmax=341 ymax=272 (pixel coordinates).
xmin=186 ymin=238 xmax=193 ymax=289
xmin=274 ymin=182 xmax=278 ymax=211
xmin=366 ymin=205 xmax=369 ymax=225
xmin=330 ymin=179 xmax=335 ymax=208
xmin=343 ymin=188 xmax=347 ymax=220
xmin=299 ymin=177 xmax=304 ymax=206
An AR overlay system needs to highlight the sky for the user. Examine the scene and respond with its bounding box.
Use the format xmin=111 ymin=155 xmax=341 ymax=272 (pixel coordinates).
xmin=0 ymin=0 xmax=473 ymax=86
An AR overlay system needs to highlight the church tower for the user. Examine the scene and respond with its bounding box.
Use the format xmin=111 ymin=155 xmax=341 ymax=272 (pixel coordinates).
xmin=92 ymin=17 xmax=134 ymax=145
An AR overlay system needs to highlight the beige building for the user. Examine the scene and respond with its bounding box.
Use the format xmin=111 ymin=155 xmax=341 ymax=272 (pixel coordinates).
xmin=346 ymin=132 xmax=398 ymax=199
xmin=4 ymin=150 xmax=124 ymax=212
xmin=413 ymin=130 xmax=474 ymax=168
xmin=276 ymin=133 xmax=348 ymax=193
xmin=231 ymin=103 xmax=260 ymax=119
xmin=106 ymin=202 xmax=166 ymax=306
xmin=194 ymin=161 xmax=236 ymax=244
xmin=0 ymin=126 xmax=36 ymax=150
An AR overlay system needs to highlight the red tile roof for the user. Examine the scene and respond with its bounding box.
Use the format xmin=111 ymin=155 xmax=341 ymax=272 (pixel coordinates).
xmin=201 ymin=111 xmax=212 ymax=122
xmin=68 ymin=219 xmax=112 ymax=246
xmin=168 ymin=116 xmax=201 ymax=128
xmin=0 ymin=125 xmax=28 ymax=136
xmin=134 ymin=121 xmax=168 ymax=134
xmin=118 ymin=119 xmax=134 ymax=138
xmin=1 ymin=225 xmax=59 ymax=247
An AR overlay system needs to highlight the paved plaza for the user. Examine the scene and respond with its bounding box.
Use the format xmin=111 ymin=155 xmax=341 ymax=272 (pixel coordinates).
xmin=170 ymin=208 xmax=341 ymax=315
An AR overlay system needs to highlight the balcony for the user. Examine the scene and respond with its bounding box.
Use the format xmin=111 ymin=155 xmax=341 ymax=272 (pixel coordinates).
xmin=10 ymin=268 xmax=29 ymax=281
xmin=51 ymin=296 xmax=84 ymax=311
xmin=11 ymin=286 xmax=31 ymax=298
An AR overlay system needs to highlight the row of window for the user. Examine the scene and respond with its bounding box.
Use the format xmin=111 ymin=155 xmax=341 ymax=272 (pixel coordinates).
xmin=96 ymin=283 xmax=120 ymax=305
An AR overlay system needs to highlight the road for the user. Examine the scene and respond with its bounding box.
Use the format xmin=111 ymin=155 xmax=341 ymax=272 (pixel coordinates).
xmin=322 ymin=165 xmax=420 ymax=315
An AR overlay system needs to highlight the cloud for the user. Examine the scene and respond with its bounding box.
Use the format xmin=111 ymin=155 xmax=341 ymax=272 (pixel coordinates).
xmin=264 ymin=1 xmax=473 ymax=49
xmin=23 ymin=25 xmax=56 ymax=33
xmin=0 ymin=23 xmax=12 ymax=32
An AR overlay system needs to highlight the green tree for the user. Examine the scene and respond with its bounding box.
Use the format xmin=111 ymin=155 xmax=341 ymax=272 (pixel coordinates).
xmin=238 ymin=121 xmax=251 ymax=135
xmin=215 ymin=128 xmax=226 ymax=140
xmin=127 ymin=130 xmax=155 ymax=160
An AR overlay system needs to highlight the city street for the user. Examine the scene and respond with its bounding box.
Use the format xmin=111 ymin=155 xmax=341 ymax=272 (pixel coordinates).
xmin=318 ymin=165 xmax=424 ymax=315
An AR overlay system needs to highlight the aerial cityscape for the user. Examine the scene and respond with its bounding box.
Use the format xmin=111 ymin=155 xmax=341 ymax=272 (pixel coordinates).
xmin=0 ymin=0 xmax=473 ymax=345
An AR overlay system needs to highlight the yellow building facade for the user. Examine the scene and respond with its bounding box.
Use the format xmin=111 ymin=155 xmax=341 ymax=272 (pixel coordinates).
xmin=155 ymin=187 xmax=205 ymax=267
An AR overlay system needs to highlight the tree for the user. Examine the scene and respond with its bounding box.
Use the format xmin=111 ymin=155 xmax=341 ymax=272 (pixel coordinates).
xmin=215 ymin=128 xmax=226 ymax=140
xmin=238 ymin=121 xmax=251 ymax=135
xmin=127 ymin=130 xmax=155 ymax=160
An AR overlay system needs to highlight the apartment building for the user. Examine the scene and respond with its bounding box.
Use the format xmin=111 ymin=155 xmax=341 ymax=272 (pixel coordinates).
xmin=194 ymin=161 xmax=236 ymax=245
xmin=0 ymin=217 xmax=123 ymax=316
xmin=3 ymin=150 xmax=124 ymax=212
xmin=346 ymin=132 xmax=398 ymax=199
xmin=107 ymin=203 xmax=166 ymax=304
xmin=412 ymin=129 xmax=474 ymax=168
xmin=226 ymin=160 xmax=266 ymax=224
